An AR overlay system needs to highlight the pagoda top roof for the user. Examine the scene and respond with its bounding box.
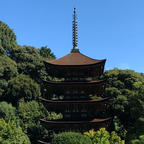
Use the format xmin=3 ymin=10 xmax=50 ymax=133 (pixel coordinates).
xmin=45 ymin=51 xmax=106 ymax=66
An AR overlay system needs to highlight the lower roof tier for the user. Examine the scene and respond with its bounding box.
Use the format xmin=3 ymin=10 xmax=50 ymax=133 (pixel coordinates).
xmin=40 ymin=97 xmax=110 ymax=104
xmin=41 ymin=117 xmax=111 ymax=124
xmin=41 ymin=97 xmax=110 ymax=112
xmin=40 ymin=117 xmax=112 ymax=132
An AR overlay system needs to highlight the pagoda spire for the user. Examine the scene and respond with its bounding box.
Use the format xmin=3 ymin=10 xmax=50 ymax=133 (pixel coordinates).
xmin=71 ymin=8 xmax=79 ymax=52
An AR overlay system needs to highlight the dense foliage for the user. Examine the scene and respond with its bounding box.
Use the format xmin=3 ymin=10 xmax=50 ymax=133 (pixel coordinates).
xmin=130 ymin=135 xmax=144 ymax=144
xmin=0 ymin=102 xmax=17 ymax=121
xmin=0 ymin=20 xmax=143 ymax=143
xmin=51 ymin=132 xmax=92 ymax=144
xmin=40 ymin=46 xmax=56 ymax=60
xmin=84 ymin=128 xmax=125 ymax=144
xmin=103 ymin=69 xmax=144 ymax=142
xmin=0 ymin=119 xmax=30 ymax=144
xmin=6 ymin=74 xmax=41 ymax=104
xmin=0 ymin=21 xmax=17 ymax=56
xmin=0 ymin=56 xmax=18 ymax=100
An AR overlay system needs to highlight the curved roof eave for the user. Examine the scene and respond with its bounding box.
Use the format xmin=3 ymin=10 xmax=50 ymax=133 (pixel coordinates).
xmin=44 ymin=52 xmax=106 ymax=67
xmin=40 ymin=117 xmax=112 ymax=124
xmin=40 ymin=97 xmax=110 ymax=103
xmin=43 ymin=80 xmax=106 ymax=86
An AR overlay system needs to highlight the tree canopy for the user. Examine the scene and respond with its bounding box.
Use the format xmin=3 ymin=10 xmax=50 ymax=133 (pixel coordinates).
xmin=6 ymin=74 xmax=41 ymax=104
xmin=0 ymin=119 xmax=30 ymax=144
xmin=103 ymin=68 xmax=144 ymax=141
xmin=0 ymin=21 xmax=17 ymax=56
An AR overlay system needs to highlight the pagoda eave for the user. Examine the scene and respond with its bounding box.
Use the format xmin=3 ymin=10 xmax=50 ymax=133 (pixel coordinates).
xmin=38 ymin=141 xmax=49 ymax=144
xmin=43 ymin=80 xmax=106 ymax=86
xmin=44 ymin=59 xmax=106 ymax=67
xmin=40 ymin=117 xmax=112 ymax=124
xmin=40 ymin=97 xmax=110 ymax=104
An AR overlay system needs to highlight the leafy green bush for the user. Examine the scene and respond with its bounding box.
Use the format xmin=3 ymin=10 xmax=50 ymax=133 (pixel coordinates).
xmin=0 ymin=46 xmax=6 ymax=55
xmin=51 ymin=132 xmax=92 ymax=144
xmin=0 ymin=119 xmax=30 ymax=144
xmin=0 ymin=56 xmax=18 ymax=99
xmin=18 ymin=100 xmax=62 ymax=143
xmin=84 ymin=128 xmax=125 ymax=144
xmin=103 ymin=69 xmax=144 ymax=139
xmin=40 ymin=46 xmax=56 ymax=60
xmin=6 ymin=74 xmax=41 ymax=104
xmin=0 ymin=21 xmax=17 ymax=56
xmin=0 ymin=101 xmax=17 ymax=121
xmin=11 ymin=45 xmax=48 ymax=82
xmin=130 ymin=135 xmax=144 ymax=144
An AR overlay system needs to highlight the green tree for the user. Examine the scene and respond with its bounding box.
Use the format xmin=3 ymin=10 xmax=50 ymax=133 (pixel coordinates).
xmin=103 ymin=68 xmax=144 ymax=141
xmin=0 ymin=56 xmax=18 ymax=80
xmin=131 ymin=135 xmax=144 ymax=144
xmin=6 ymin=74 xmax=41 ymax=104
xmin=0 ymin=119 xmax=30 ymax=144
xmin=11 ymin=45 xmax=45 ymax=80
xmin=0 ymin=101 xmax=17 ymax=122
xmin=0 ymin=21 xmax=17 ymax=56
xmin=18 ymin=100 xmax=62 ymax=143
xmin=0 ymin=56 xmax=18 ymax=100
xmin=40 ymin=46 xmax=56 ymax=60
xmin=0 ymin=45 xmax=6 ymax=55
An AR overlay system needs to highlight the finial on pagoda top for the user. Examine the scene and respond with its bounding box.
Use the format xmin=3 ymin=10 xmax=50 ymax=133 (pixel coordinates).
xmin=71 ymin=8 xmax=79 ymax=52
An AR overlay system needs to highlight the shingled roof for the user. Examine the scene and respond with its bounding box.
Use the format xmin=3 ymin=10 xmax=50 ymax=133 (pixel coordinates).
xmin=45 ymin=51 xmax=106 ymax=66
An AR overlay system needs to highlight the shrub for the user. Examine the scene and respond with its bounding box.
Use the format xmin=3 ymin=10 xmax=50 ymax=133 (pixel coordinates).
xmin=6 ymin=74 xmax=41 ymax=104
xmin=84 ymin=128 xmax=125 ymax=144
xmin=0 ymin=101 xmax=17 ymax=121
xmin=51 ymin=132 xmax=92 ymax=144
xmin=0 ymin=119 xmax=30 ymax=144
xmin=130 ymin=135 xmax=144 ymax=144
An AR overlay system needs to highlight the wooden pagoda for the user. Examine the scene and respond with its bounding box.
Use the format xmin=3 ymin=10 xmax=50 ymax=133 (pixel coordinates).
xmin=40 ymin=8 xmax=111 ymax=139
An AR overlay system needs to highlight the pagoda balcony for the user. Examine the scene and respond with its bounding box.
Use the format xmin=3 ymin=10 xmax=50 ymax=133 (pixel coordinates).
xmin=40 ymin=117 xmax=112 ymax=132
xmin=43 ymin=80 xmax=106 ymax=95
xmin=40 ymin=97 xmax=110 ymax=113
xmin=44 ymin=63 xmax=105 ymax=78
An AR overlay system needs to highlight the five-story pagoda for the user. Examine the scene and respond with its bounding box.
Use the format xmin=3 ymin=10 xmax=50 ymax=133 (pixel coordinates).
xmin=40 ymin=8 xmax=111 ymax=133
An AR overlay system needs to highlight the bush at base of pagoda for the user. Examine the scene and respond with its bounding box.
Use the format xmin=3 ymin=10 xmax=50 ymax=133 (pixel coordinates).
xmin=51 ymin=132 xmax=92 ymax=144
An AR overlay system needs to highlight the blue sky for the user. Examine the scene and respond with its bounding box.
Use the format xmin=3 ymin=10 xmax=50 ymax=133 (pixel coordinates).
xmin=0 ymin=0 xmax=144 ymax=73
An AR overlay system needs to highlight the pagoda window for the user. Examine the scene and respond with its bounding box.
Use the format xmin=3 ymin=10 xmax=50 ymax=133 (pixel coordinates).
xmin=65 ymin=95 xmax=71 ymax=100
xmin=80 ymin=91 xmax=85 ymax=94
xmin=80 ymin=91 xmax=86 ymax=99
xmin=80 ymin=77 xmax=85 ymax=81
xmin=80 ymin=95 xmax=86 ymax=99
xmin=81 ymin=113 xmax=87 ymax=118
xmin=73 ymin=90 xmax=78 ymax=94
xmin=65 ymin=113 xmax=71 ymax=119
xmin=81 ymin=105 xmax=87 ymax=112
xmin=72 ymin=77 xmax=78 ymax=81
xmin=72 ymin=71 xmax=77 ymax=76
xmin=65 ymin=108 xmax=70 ymax=113
xmin=66 ymin=91 xmax=70 ymax=94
